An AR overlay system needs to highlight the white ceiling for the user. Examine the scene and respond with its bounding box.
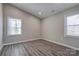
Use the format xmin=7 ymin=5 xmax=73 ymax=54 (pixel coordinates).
xmin=11 ymin=3 xmax=79 ymax=19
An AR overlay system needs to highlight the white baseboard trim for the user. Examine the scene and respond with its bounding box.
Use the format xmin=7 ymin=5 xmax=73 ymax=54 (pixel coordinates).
xmin=43 ymin=39 xmax=79 ymax=50
xmin=2 ymin=38 xmax=40 ymax=46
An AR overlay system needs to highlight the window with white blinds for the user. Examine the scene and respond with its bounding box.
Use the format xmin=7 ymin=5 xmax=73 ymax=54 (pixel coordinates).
xmin=7 ymin=17 xmax=21 ymax=35
xmin=66 ymin=14 xmax=79 ymax=36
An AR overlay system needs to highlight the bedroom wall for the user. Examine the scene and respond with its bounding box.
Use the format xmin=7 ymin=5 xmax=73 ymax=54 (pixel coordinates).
xmin=0 ymin=3 xmax=3 ymax=50
xmin=3 ymin=4 xmax=41 ymax=44
xmin=42 ymin=5 xmax=79 ymax=49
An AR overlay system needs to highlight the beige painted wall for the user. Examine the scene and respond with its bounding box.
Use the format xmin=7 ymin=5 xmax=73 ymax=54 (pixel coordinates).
xmin=42 ymin=5 xmax=79 ymax=49
xmin=0 ymin=3 xmax=3 ymax=50
xmin=3 ymin=4 xmax=41 ymax=44
xmin=0 ymin=4 xmax=3 ymax=44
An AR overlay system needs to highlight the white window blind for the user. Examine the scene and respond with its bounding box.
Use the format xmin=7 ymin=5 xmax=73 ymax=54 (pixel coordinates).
xmin=66 ymin=14 xmax=79 ymax=36
xmin=7 ymin=17 xmax=21 ymax=35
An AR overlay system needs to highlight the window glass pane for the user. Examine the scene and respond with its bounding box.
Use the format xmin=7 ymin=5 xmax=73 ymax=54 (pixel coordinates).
xmin=67 ymin=26 xmax=79 ymax=36
xmin=16 ymin=20 xmax=21 ymax=27
xmin=8 ymin=18 xmax=16 ymax=27
xmin=67 ymin=14 xmax=79 ymax=25
xmin=66 ymin=14 xmax=79 ymax=36
xmin=7 ymin=17 xmax=21 ymax=35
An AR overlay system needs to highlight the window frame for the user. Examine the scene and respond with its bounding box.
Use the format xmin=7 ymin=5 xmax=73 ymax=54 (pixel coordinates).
xmin=64 ymin=13 xmax=79 ymax=38
xmin=7 ymin=17 xmax=22 ymax=36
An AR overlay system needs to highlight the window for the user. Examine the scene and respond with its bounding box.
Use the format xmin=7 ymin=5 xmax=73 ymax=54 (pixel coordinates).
xmin=7 ymin=17 xmax=21 ymax=35
xmin=66 ymin=14 xmax=79 ymax=36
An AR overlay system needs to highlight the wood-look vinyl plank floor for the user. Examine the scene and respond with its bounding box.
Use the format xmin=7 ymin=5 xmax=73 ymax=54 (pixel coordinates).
xmin=0 ymin=39 xmax=78 ymax=56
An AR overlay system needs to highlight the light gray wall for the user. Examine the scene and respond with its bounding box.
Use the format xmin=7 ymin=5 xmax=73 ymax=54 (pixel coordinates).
xmin=0 ymin=4 xmax=3 ymax=44
xmin=0 ymin=3 xmax=3 ymax=50
xmin=3 ymin=4 xmax=41 ymax=44
xmin=42 ymin=5 xmax=79 ymax=49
